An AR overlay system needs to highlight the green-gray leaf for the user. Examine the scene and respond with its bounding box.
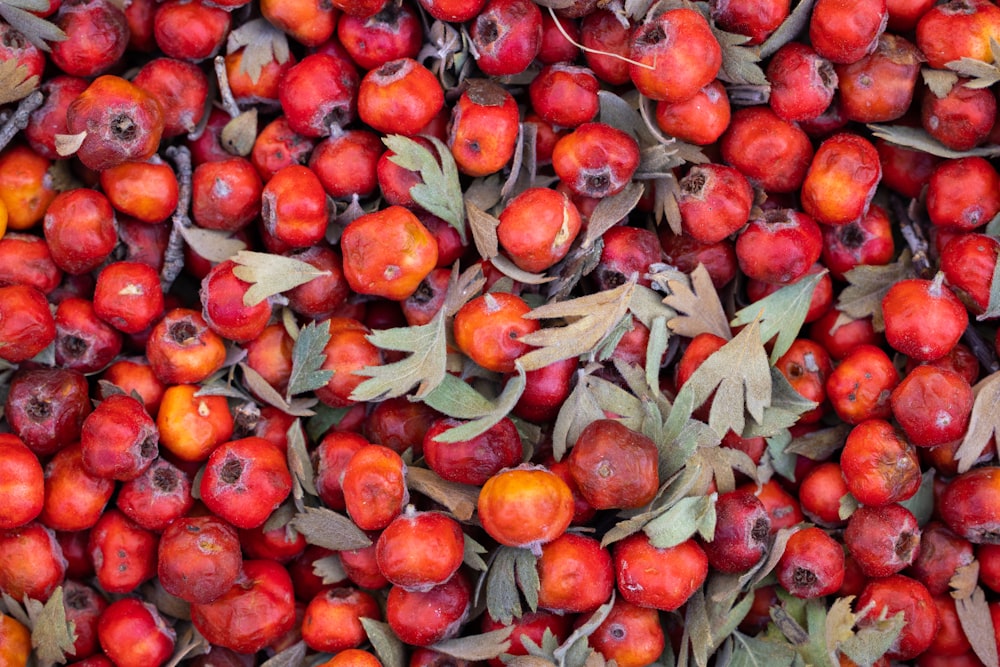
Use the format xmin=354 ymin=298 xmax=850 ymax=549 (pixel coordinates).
xmin=286 ymin=319 xmax=333 ymax=398
xmin=384 ymin=134 xmax=466 ymax=242
xmin=732 ymin=269 xmax=827 ymax=363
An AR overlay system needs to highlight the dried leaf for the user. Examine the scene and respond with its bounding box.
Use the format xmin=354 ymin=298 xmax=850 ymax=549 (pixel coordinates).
xmin=291 ymin=507 xmax=373 ymax=551
xmin=868 ymin=124 xmax=1000 ymax=159
xmin=226 ymin=18 xmax=290 ymax=84
xmin=553 ymin=595 xmax=615 ymax=666
xmin=711 ymin=24 xmax=766 ymax=85
xmin=955 ymin=585 xmax=1000 ymax=667
xmin=978 ymin=253 xmax=1000 ymax=320
xmin=405 ymin=467 xmax=479 ymax=521
xmin=582 ymin=182 xmax=645 ymax=247
xmin=551 ymin=366 xmax=604 ymax=461
xmin=305 ymin=404 xmax=350 ymax=442
xmin=692 ymin=445 xmax=757 ymax=494
xmin=759 ymin=0 xmax=817 ymax=58
xmin=231 ymin=250 xmax=331 ymax=307
xmin=839 ymin=609 xmax=905 ymax=667
xmin=664 ymin=264 xmax=732 ymax=341
xmin=464 ymin=534 xmax=489 ymax=572
xmin=432 ymin=627 xmax=514 ymax=661
xmin=643 ymin=494 xmax=716 ymax=548
xmin=490 ymin=253 xmax=556 ymax=285
xmin=423 ymin=369 xmax=526 ymax=443
xmin=956 ymin=371 xmax=1000 ymax=473
xmin=518 ymin=280 xmax=637 ymax=371
xmin=486 ymin=546 xmax=539 ymax=625
xmin=286 ymin=419 xmax=316 ymax=498
xmin=466 ymin=200 xmax=500 ymax=259
xmin=922 ymin=67 xmax=960 ymax=98
xmin=29 ymin=586 xmax=76 ymax=664
xmin=836 ymin=250 xmax=914 ymax=331
xmin=261 ymin=641 xmax=308 ymax=667
xmin=900 ymin=469 xmax=936 ymax=526
xmin=838 ymin=492 xmax=859 ymax=521
xmin=240 ymin=363 xmax=316 ymax=417
xmin=351 ymin=311 xmax=448 ymax=402
xmin=312 ymin=555 xmax=347 ymax=585
xmin=362 ymin=618 xmax=407 ymax=667
xmin=946 ymin=58 xmax=1000 ymax=88
xmin=785 ymin=423 xmax=851 ymax=460
xmin=0 ymin=3 xmax=66 ymax=52
xmin=731 ymin=269 xmax=827 ymax=363
xmin=673 ymin=318 xmax=771 ymax=438
xmin=286 ymin=319 xmax=333 ymax=398
xmin=952 ymin=561 xmax=981 ymax=600
xmin=598 ymin=90 xmax=649 ymax=144
xmin=729 ymin=632 xmax=797 ymax=667
xmin=0 ymin=58 xmax=38 ymax=105
xmin=653 ymin=173 xmax=684 ymax=234
xmin=178 ymin=224 xmax=246 ymax=263
xmin=220 ymin=109 xmax=257 ymax=157
xmin=384 ymin=134 xmax=466 ymax=242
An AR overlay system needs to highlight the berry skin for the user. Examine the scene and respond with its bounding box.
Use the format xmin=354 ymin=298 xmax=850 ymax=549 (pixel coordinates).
xmin=855 ymin=575 xmax=939 ymax=660
xmin=80 ymin=393 xmax=159 ymax=482
xmin=0 ymin=434 xmax=44 ymax=530
xmin=342 ymin=445 xmax=409 ymax=532
xmin=535 ymin=532 xmax=614 ymax=614
xmin=375 ymin=507 xmax=465 ymax=591
xmin=497 ymin=187 xmax=582 ymax=273
xmin=882 ymin=274 xmax=968 ymax=362
xmin=453 ymin=292 xmax=539 ymax=373
xmin=97 ymin=598 xmax=175 ymax=667
xmin=677 ymin=163 xmax=754 ymax=244
xmin=199 ymin=437 xmax=292 ymax=530
xmin=776 ymin=526 xmax=845 ymax=598
xmin=800 ymin=133 xmax=882 ymax=226
xmin=702 ymin=489 xmax=771 ymax=573
xmin=941 ymin=467 xmax=1000 ymax=544
xmin=825 ymin=344 xmax=899 ymax=424
xmin=844 ymin=503 xmax=921 ymax=577
xmin=629 ymin=7 xmax=721 ymax=103
xmin=567 ymin=419 xmax=659 ymax=510
xmin=552 ymin=122 xmax=640 ymax=199
xmin=422 ymin=416 xmax=522 ymax=486
xmin=840 ymin=419 xmax=922 ymax=507
xmin=0 ymin=284 xmax=56 ymax=363
xmin=613 ymin=532 xmax=708 ymax=611
xmin=890 ymin=364 xmax=973 ymax=447
xmin=477 ymin=465 xmax=575 ymax=552
xmin=386 ymin=573 xmax=471 ymax=646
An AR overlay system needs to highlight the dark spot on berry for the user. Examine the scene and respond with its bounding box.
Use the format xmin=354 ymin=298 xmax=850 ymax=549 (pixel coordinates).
xmin=586 ymin=172 xmax=610 ymax=195
xmin=600 ymin=269 xmax=627 ymax=288
xmin=818 ymin=60 xmax=837 ymax=90
xmin=838 ymin=222 xmax=866 ymax=249
xmin=751 ymin=517 xmax=769 ymax=543
xmin=139 ymin=433 xmax=158 ymax=460
xmin=477 ymin=19 xmax=500 ymax=45
xmin=186 ymin=523 xmax=202 ymax=533
xmin=411 ymin=279 xmax=435 ymax=304
xmin=787 ymin=362 xmax=803 ymax=379
xmin=60 ymin=335 xmax=88 ymax=359
xmin=169 ymin=320 xmax=197 ymax=344
xmin=762 ymin=209 xmax=791 ymax=225
xmin=682 ymin=169 xmax=707 ymax=195
xmin=111 ymin=113 xmax=138 ymax=142
xmin=220 ymin=458 xmax=243 ymax=484
xmin=608 ymin=623 xmax=627 ymax=640
xmin=64 ymin=587 xmax=89 ymax=610
xmin=793 ymin=567 xmax=817 ymax=588
xmin=153 ymin=465 xmax=179 ymax=493
xmin=641 ymin=25 xmax=666 ymax=45
xmin=466 ymin=139 xmax=481 ymax=154
xmin=25 ymin=398 xmax=52 ymax=422
xmin=2 ymin=29 xmax=26 ymax=50
xmin=378 ymin=60 xmax=405 ymax=77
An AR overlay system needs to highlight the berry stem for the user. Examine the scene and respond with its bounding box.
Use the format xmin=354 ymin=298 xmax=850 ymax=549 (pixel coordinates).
xmin=161 ymin=146 xmax=194 ymax=291
xmin=0 ymin=90 xmax=44 ymax=153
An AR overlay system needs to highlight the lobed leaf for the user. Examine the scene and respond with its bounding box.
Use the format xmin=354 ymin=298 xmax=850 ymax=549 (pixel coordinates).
xmin=518 ymin=280 xmax=637 ymax=371
xmin=0 ymin=58 xmax=38 ymax=105
xmin=351 ymin=314 xmax=448 ymax=402
xmin=731 ymin=269 xmax=827 ymax=363
xmin=29 ymin=586 xmax=76 ymax=664
xmin=226 ymin=18 xmax=290 ymax=84
xmin=286 ymin=320 xmax=333 ymax=398
xmin=673 ymin=318 xmax=771 ymax=438
xmin=836 ymin=250 xmax=913 ymax=331
xmin=231 ymin=250 xmax=331 ymax=307
xmin=384 ymin=134 xmax=466 ymax=242
xmin=955 ymin=370 xmax=1000 ymax=473
xmin=664 ymin=264 xmax=732 ymax=341
xmin=422 ymin=368 xmax=526 ymax=443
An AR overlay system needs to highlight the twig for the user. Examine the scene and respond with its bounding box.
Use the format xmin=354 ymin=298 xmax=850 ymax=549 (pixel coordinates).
xmin=213 ymin=55 xmax=241 ymax=119
xmin=161 ymin=146 xmax=193 ymax=291
xmin=963 ymin=324 xmax=1000 ymax=375
xmin=0 ymin=91 xmax=44 ymax=153
xmin=889 ymin=194 xmax=933 ymax=278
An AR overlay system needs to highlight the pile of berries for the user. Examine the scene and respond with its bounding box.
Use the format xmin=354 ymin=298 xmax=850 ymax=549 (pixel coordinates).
xmin=4 ymin=0 xmax=1000 ymax=665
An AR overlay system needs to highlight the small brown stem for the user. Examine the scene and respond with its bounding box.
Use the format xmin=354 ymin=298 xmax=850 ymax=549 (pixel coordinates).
xmin=0 ymin=91 xmax=44 ymax=153
xmin=214 ymin=55 xmax=241 ymax=119
xmin=963 ymin=324 xmax=1000 ymax=375
xmin=161 ymin=146 xmax=193 ymax=291
xmin=890 ymin=195 xmax=933 ymax=278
